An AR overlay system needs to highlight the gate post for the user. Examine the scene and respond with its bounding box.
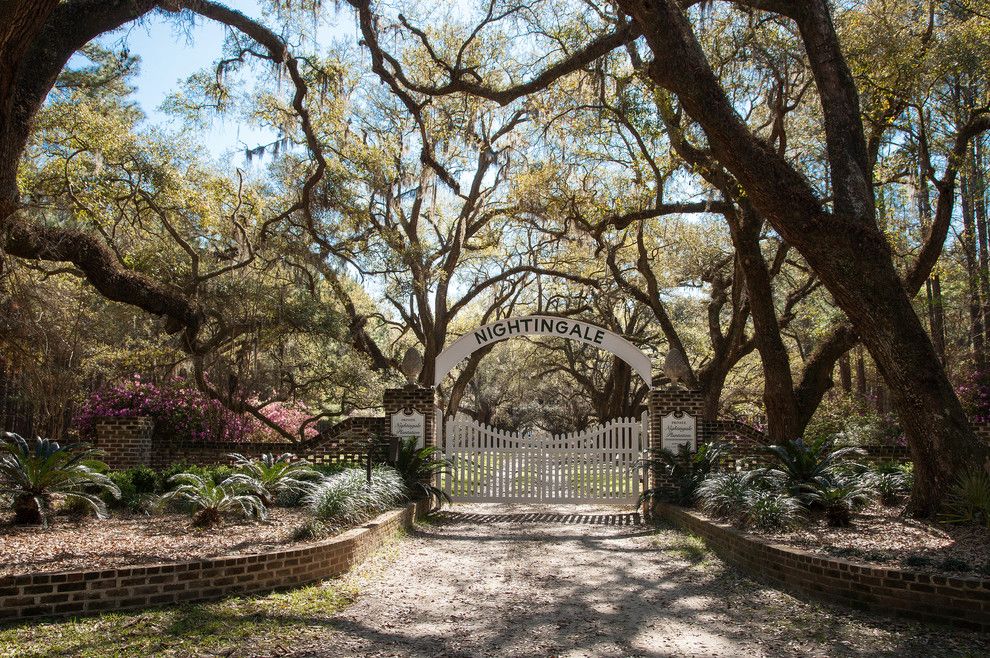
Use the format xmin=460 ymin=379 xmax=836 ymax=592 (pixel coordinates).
xmin=647 ymin=377 xmax=706 ymax=497
xmin=383 ymin=384 xmax=439 ymax=449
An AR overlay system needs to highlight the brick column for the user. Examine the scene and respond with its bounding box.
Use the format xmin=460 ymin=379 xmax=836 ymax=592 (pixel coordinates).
xmin=646 ymin=378 xmax=706 ymax=496
xmin=383 ymin=385 xmax=438 ymax=449
xmin=95 ymin=416 xmax=154 ymax=469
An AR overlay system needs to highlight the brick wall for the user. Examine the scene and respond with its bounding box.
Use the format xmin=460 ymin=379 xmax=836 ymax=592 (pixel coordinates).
xmin=94 ymin=416 xmax=389 ymax=470
xmin=148 ymin=417 xmax=389 ymax=469
xmin=94 ymin=417 xmax=154 ymax=469
xmin=0 ymin=500 xmax=428 ymax=623
xmin=656 ymin=503 xmax=990 ymax=632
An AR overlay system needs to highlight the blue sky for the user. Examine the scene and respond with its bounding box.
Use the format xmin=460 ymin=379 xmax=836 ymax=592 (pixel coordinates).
xmin=100 ymin=1 xmax=349 ymax=164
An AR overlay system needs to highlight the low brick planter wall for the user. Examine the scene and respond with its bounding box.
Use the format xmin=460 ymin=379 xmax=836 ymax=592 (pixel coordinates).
xmin=655 ymin=503 xmax=990 ymax=632
xmin=0 ymin=501 xmax=428 ymax=624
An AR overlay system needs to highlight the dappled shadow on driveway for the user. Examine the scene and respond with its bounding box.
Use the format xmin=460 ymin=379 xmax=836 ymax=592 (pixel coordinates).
xmin=280 ymin=503 xmax=989 ymax=658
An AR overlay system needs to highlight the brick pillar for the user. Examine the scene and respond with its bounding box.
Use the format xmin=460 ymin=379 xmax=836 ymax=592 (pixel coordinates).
xmin=383 ymin=385 xmax=438 ymax=449
xmin=95 ymin=416 xmax=154 ymax=469
xmin=647 ymin=379 xmax=706 ymax=496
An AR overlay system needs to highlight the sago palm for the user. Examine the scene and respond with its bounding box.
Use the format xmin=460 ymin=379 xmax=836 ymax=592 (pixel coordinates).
xmin=159 ymin=472 xmax=267 ymax=527
xmin=227 ymin=452 xmax=316 ymax=506
xmin=393 ymin=438 xmax=452 ymax=509
xmin=0 ymin=433 xmax=119 ymax=526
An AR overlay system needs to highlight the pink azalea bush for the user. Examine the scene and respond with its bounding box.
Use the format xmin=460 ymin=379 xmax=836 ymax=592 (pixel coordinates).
xmin=75 ymin=375 xmax=318 ymax=443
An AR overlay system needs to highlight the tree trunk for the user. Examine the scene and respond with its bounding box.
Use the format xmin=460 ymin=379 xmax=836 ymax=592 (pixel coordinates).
xmin=856 ymin=348 xmax=867 ymax=397
xmin=729 ymin=209 xmax=800 ymax=441
xmin=925 ymin=278 xmax=946 ymax=364
xmin=839 ymin=353 xmax=852 ymax=392
xmin=961 ymin=173 xmax=986 ymax=367
xmin=974 ymin=138 xmax=990 ymax=354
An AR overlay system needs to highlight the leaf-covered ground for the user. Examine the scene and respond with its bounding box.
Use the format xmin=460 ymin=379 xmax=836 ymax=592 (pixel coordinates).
xmin=0 ymin=508 xmax=313 ymax=577
xmin=1 ymin=504 xmax=988 ymax=657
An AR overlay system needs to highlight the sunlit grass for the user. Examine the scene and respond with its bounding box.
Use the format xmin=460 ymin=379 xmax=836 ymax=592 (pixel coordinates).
xmin=0 ymin=538 xmax=401 ymax=658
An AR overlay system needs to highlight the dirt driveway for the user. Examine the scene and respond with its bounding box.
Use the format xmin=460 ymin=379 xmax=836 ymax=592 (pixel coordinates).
xmin=292 ymin=503 xmax=989 ymax=658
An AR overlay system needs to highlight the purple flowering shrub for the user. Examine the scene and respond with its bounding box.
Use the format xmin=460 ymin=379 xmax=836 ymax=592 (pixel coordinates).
xmin=75 ymin=376 xmax=318 ymax=443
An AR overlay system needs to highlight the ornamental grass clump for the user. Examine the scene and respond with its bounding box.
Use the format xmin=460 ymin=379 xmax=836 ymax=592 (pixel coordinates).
xmin=158 ymin=472 xmax=267 ymax=528
xmin=742 ymin=490 xmax=803 ymax=532
xmin=696 ymin=471 xmax=763 ymax=523
xmin=306 ymin=466 xmax=406 ymax=532
xmin=0 ymin=433 xmax=119 ymax=526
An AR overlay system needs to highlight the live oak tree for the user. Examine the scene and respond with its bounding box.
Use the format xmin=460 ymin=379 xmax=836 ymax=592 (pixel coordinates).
xmin=347 ymin=0 xmax=990 ymax=513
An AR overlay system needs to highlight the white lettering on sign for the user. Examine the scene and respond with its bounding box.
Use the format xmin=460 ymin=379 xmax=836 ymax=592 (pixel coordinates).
xmin=434 ymin=315 xmax=652 ymax=387
xmin=391 ymin=410 xmax=425 ymax=449
xmin=661 ymin=412 xmax=697 ymax=452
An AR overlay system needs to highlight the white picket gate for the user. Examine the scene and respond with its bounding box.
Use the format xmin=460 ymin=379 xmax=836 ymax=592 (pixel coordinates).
xmin=442 ymin=412 xmax=649 ymax=505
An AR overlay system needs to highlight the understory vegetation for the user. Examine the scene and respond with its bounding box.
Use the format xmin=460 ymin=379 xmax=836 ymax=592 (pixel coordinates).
xmin=651 ymin=436 xmax=925 ymax=532
xmin=0 ymin=433 xmax=449 ymax=539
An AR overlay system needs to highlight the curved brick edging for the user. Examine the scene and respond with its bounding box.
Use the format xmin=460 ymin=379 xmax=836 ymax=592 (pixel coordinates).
xmin=0 ymin=501 xmax=428 ymax=624
xmin=655 ymin=503 xmax=990 ymax=632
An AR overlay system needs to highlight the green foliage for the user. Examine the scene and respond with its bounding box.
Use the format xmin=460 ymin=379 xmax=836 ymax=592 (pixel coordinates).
xmin=803 ymin=474 xmax=874 ymax=527
xmin=392 ymin=438 xmax=452 ymax=510
xmin=158 ymin=472 xmax=267 ymax=528
xmin=159 ymin=463 xmax=234 ymax=489
xmin=763 ymin=436 xmax=865 ymax=500
xmin=104 ymin=466 xmax=160 ymax=513
xmin=305 ymin=466 xmax=406 ymax=532
xmin=940 ymin=469 xmax=990 ymax=527
xmin=742 ymin=490 xmax=804 ymax=532
xmin=641 ymin=442 xmax=730 ymax=506
xmin=291 ymin=518 xmax=331 ymax=542
xmin=228 ymin=453 xmax=317 ymax=506
xmin=866 ymin=463 xmax=913 ymax=505
xmin=696 ymin=470 xmax=776 ymax=523
xmin=0 ymin=433 xmax=119 ymax=526
xmin=804 ymin=394 xmax=902 ymax=448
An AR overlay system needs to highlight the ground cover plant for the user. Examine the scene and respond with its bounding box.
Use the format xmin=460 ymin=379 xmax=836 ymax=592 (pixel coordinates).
xmin=685 ymin=436 xmax=990 ymax=576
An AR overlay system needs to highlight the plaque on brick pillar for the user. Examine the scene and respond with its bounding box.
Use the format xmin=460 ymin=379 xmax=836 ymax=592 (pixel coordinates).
xmin=661 ymin=411 xmax=697 ymax=452
xmin=391 ymin=409 xmax=426 ymax=449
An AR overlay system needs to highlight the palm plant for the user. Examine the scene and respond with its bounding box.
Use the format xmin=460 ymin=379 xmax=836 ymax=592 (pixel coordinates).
xmin=763 ymin=436 xmax=865 ymax=500
xmin=158 ymin=472 xmax=267 ymax=527
xmin=803 ymin=474 xmax=874 ymax=527
xmin=227 ymin=452 xmax=316 ymax=506
xmin=940 ymin=469 xmax=990 ymax=527
xmin=392 ymin=438 xmax=452 ymax=509
xmin=640 ymin=441 xmax=730 ymax=506
xmin=0 ymin=433 xmax=119 ymax=526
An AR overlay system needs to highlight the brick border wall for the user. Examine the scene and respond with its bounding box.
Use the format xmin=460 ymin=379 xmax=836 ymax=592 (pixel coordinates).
xmin=655 ymin=503 xmax=990 ymax=632
xmin=94 ymin=416 xmax=390 ymax=470
xmin=0 ymin=501 xmax=428 ymax=624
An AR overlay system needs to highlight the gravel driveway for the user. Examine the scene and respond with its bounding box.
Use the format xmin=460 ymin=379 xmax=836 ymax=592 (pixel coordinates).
xmin=291 ymin=503 xmax=990 ymax=658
